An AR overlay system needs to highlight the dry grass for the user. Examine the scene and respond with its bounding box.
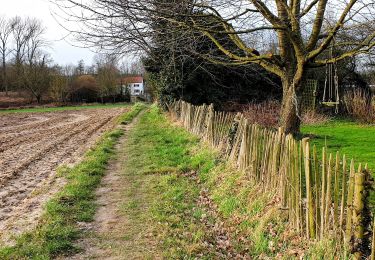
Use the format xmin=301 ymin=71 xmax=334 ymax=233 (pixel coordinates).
xmin=241 ymin=100 xmax=280 ymax=128
xmin=344 ymin=89 xmax=375 ymax=123
xmin=301 ymin=109 xmax=331 ymax=125
xmin=235 ymin=100 xmax=330 ymax=127
xmin=0 ymin=91 xmax=30 ymax=108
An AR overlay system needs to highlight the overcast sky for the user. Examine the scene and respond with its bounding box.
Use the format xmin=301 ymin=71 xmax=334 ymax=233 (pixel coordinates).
xmin=2 ymin=0 xmax=96 ymax=66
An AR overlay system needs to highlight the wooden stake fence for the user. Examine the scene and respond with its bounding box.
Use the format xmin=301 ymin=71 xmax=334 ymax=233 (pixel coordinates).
xmin=168 ymin=100 xmax=374 ymax=257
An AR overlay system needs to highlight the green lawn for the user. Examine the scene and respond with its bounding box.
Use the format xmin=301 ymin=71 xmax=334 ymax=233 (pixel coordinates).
xmin=0 ymin=103 xmax=129 ymax=114
xmin=302 ymin=120 xmax=375 ymax=172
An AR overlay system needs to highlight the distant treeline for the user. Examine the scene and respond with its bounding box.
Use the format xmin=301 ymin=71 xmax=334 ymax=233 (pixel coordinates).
xmin=0 ymin=16 xmax=142 ymax=104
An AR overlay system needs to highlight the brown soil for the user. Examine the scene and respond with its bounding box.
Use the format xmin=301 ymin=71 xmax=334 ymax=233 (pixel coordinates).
xmin=0 ymin=107 xmax=128 ymax=244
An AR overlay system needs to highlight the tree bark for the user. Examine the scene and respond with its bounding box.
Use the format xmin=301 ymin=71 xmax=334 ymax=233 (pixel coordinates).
xmin=36 ymin=94 xmax=42 ymax=104
xmin=279 ymin=79 xmax=302 ymax=135
xmin=2 ymin=54 xmax=7 ymax=96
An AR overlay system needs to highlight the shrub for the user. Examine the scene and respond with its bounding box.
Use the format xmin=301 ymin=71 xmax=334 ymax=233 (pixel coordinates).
xmin=228 ymin=100 xmax=330 ymax=128
xmin=343 ymin=89 xmax=375 ymax=123
xmin=301 ymin=109 xmax=331 ymax=125
xmin=243 ymin=89 xmax=375 ymax=126
xmin=242 ymin=100 xmax=280 ymax=128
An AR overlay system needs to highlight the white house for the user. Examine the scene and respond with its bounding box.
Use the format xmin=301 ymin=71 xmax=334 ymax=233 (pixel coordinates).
xmin=120 ymin=76 xmax=145 ymax=96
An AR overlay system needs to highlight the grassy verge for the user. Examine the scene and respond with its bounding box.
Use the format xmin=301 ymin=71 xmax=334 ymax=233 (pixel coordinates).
xmin=0 ymin=103 xmax=145 ymax=259
xmin=120 ymin=105 xmax=334 ymax=258
xmin=0 ymin=103 xmax=129 ymax=114
xmin=121 ymin=105 xmax=214 ymax=258
xmin=117 ymin=102 xmax=146 ymax=124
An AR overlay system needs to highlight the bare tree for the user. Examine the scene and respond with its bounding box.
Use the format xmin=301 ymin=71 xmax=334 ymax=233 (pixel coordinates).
xmin=12 ymin=17 xmax=33 ymax=66
xmin=53 ymin=0 xmax=375 ymax=133
xmin=25 ymin=19 xmax=46 ymax=66
xmin=19 ymin=18 xmax=51 ymax=103
xmin=49 ymin=66 xmax=69 ymax=102
xmin=22 ymin=53 xmax=52 ymax=103
xmin=0 ymin=17 xmax=16 ymax=95
xmin=95 ymin=54 xmax=120 ymax=102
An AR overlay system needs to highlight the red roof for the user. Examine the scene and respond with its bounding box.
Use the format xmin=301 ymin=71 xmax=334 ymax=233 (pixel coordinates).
xmin=120 ymin=76 xmax=143 ymax=84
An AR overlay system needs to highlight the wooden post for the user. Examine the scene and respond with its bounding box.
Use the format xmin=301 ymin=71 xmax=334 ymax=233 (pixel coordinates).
xmin=371 ymin=218 xmax=375 ymax=260
xmin=299 ymin=140 xmax=304 ymax=233
xmin=333 ymin=151 xmax=340 ymax=231
xmin=352 ymin=164 xmax=364 ymax=259
xmin=313 ymin=145 xmax=320 ymax=238
xmin=339 ymin=155 xmax=347 ymax=236
xmin=303 ymin=139 xmax=315 ymax=239
xmin=320 ymin=147 xmax=327 ymax=238
xmin=345 ymin=159 xmax=355 ymax=243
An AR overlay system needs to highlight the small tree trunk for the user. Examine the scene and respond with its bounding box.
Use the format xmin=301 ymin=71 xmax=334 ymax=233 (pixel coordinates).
xmin=36 ymin=95 xmax=42 ymax=104
xmin=279 ymin=80 xmax=301 ymax=134
xmin=2 ymin=56 xmax=7 ymax=96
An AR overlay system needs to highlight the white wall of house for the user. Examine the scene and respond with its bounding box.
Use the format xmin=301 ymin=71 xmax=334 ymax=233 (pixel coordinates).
xmin=129 ymin=82 xmax=144 ymax=96
xmin=121 ymin=82 xmax=145 ymax=96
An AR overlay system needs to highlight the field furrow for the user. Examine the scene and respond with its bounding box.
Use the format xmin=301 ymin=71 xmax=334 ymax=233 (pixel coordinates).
xmin=0 ymin=107 xmax=128 ymax=244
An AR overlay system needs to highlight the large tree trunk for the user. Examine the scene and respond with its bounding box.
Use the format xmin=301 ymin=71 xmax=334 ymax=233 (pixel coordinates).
xmin=279 ymin=79 xmax=302 ymax=135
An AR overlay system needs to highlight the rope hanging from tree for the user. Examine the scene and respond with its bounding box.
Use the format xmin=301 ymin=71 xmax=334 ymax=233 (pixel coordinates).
xmin=322 ymin=39 xmax=340 ymax=113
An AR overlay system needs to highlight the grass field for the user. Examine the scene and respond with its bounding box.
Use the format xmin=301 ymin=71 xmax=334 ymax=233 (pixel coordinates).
xmin=0 ymin=103 xmax=129 ymax=114
xmin=302 ymin=120 xmax=375 ymax=171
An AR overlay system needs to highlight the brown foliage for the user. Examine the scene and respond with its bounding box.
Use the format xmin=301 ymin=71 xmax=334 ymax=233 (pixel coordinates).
xmin=228 ymin=100 xmax=330 ymax=128
xmin=72 ymin=75 xmax=98 ymax=92
xmin=344 ymin=89 xmax=375 ymax=123
xmin=301 ymin=110 xmax=331 ymax=125
xmin=242 ymin=100 xmax=280 ymax=128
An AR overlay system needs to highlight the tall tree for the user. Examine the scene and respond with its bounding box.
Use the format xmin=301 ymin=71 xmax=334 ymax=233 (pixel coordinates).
xmin=0 ymin=17 xmax=15 ymax=95
xmin=20 ymin=18 xmax=50 ymax=103
xmin=54 ymin=0 xmax=375 ymax=133
xmin=49 ymin=66 xmax=69 ymax=102
xmin=12 ymin=17 xmax=32 ymax=66
xmin=143 ymin=5 xmax=280 ymax=106
xmin=75 ymin=59 xmax=85 ymax=75
xmin=95 ymin=54 xmax=120 ymax=102
xmin=23 ymin=54 xmax=52 ymax=103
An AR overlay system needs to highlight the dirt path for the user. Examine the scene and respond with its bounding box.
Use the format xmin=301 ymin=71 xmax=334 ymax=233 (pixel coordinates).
xmin=0 ymin=108 xmax=128 ymax=244
xmin=66 ymin=111 xmax=160 ymax=260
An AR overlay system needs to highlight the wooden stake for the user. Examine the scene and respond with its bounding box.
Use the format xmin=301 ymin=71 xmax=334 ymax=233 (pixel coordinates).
xmin=320 ymin=147 xmax=327 ymax=238
xmin=304 ymin=139 xmax=315 ymax=239
xmin=325 ymin=153 xmax=333 ymax=232
xmin=340 ymin=155 xmax=347 ymax=237
xmin=333 ymin=151 xmax=340 ymax=231
xmin=352 ymin=164 xmax=364 ymax=259
xmin=313 ymin=145 xmax=320 ymax=238
xmin=345 ymin=159 xmax=355 ymax=243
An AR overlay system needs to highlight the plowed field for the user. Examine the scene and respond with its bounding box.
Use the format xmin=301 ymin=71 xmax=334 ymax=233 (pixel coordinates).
xmin=0 ymin=107 xmax=128 ymax=243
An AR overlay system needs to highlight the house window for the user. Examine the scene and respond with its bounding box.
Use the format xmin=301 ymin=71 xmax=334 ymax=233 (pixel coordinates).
xmin=134 ymin=89 xmax=140 ymax=93
xmin=134 ymin=84 xmax=140 ymax=87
